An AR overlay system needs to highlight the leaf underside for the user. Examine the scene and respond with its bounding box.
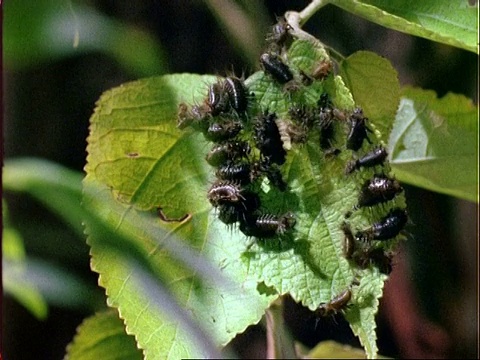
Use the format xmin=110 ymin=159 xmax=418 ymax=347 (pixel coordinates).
xmin=84 ymin=36 xmax=406 ymax=358
xmin=389 ymin=87 xmax=478 ymax=203
xmin=330 ymin=0 xmax=478 ymax=54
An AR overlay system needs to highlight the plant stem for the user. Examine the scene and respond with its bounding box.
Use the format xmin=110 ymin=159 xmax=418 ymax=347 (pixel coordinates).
xmin=284 ymin=0 xmax=330 ymax=46
xmin=297 ymin=0 xmax=331 ymax=25
xmin=285 ymin=0 xmax=346 ymax=62
xmin=284 ymin=10 xmax=322 ymax=46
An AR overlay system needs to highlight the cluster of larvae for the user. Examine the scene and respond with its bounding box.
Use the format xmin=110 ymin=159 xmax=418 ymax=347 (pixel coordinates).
xmin=177 ymin=16 xmax=408 ymax=315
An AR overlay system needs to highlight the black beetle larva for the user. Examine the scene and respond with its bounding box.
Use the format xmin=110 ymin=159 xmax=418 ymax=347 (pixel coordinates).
xmin=260 ymin=53 xmax=294 ymax=84
xmin=356 ymin=208 xmax=408 ymax=241
xmin=356 ymin=175 xmax=403 ymax=208
xmin=218 ymin=190 xmax=261 ymax=225
xmin=204 ymin=120 xmax=242 ymax=142
xmin=235 ymin=191 xmax=262 ymax=219
xmin=207 ymin=181 xmax=245 ymax=207
xmin=253 ymin=112 xmax=287 ymax=165
xmin=319 ymin=120 xmax=335 ymax=150
xmin=207 ymin=82 xmax=230 ymax=116
xmin=215 ymin=163 xmax=252 ymax=185
xmin=346 ymin=107 xmax=372 ymax=151
xmin=239 ymin=212 xmax=296 ymax=238
xmin=315 ymin=289 xmax=352 ymax=317
xmin=218 ymin=204 xmax=240 ymax=225
xmin=206 ymin=141 xmax=251 ymax=167
xmin=345 ymin=146 xmax=388 ymax=174
xmin=224 ymin=77 xmax=248 ymax=114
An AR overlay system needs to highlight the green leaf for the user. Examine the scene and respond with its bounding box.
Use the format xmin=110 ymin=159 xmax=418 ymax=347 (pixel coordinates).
xmin=330 ymin=0 xmax=478 ymax=53
xmin=85 ymin=37 xmax=407 ymax=358
xmin=301 ymin=339 xmax=391 ymax=359
xmin=3 ymin=0 xmax=167 ymax=76
xmin=85 ymin=74 xmax=276 ymax=359
xmin=339 ymin=51 xmax=401 ymax=145
xmin=65 ymin=310 xmax=143 ymax=360
xmin=388 ymin=87 xmax=478 ymax=202
xmin=82 ymin=177 xmax=249 ymax=359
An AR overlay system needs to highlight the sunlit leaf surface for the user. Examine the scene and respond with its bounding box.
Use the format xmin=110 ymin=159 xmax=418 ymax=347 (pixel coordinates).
xmin=85 ymin=38 xmax=407 ymax=358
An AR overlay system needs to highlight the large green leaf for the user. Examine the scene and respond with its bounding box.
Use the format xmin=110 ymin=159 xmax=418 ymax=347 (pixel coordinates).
xmin=85 ymin=74 xmax=276 ymax=359
xmin=389 ymin=87 xmax=478 ymax=202
xmin=3 ymin=0 xmax=167 ymax=76
xmin=330 ymin=0 xmax=478 ymax=53
xmin=85 ymin=36 xmax=406 ymax=358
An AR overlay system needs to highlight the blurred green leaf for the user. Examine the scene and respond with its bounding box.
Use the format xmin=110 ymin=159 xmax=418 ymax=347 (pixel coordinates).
xmin=389 ymin=87 xmax=478 ymax=203
xmin=65 ymin=310 xmax=143 ymax=360
xmin=3 ymin=255 xmax=101 ymax=313
xmin=2 ymin=200 xmax=27 ymax=261
xmin=3 ymin=0 xmax=167 ymax=76
xmin=3 ymin=185 xmax=102 ymax=313
xmin=85 ymin=37 xmax=408 ymax=358
xmin=23 ymin=257 xmax=102 ymax=311
xmin=204 ymin=0 xmax=268 ymax=67
xmin=3 ymin=158 xmax=85 ymax=236
xmin=3 ymin=158 xmax=228 ymax=358
xmin=301 ymin=339 xmax=391 ymax=359
xmin=339 ymin=50 xmax=401 ymax=146
xmin=3 ymin=260 xmax=49 ymax=320
xmin=265 ymin=299 xmax=297 ymax=359
xmin=3 ymin=200 xmax=48 ymax=319
xmin=330 ymin=0 xmax=478 ymax=53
